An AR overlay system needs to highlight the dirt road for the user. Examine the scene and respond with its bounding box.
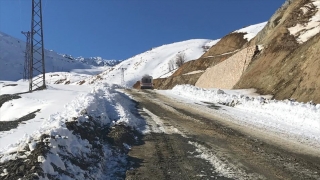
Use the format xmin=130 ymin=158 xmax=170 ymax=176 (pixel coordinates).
xmin=123 ymin=89 xmax=320 ymax=180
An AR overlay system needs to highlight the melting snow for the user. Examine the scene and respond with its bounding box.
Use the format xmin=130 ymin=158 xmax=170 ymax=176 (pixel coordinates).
xmin=159 ymin=85 xmax=320 ymax=149
xmin=288 ymin=0 xmax=320 ymax=43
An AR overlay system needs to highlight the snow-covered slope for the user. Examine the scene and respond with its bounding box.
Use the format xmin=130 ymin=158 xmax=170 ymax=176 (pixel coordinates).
xmin=92 ymin=39 xmax=217 ymax=87
xmin=0 ymin=32 xmax=120 ymax=81
xmin=233 ymin=22 xmax=267 ymax=41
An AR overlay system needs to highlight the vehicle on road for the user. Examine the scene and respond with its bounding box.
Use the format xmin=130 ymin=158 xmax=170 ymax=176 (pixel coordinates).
xmin=140 ymin=74 xmax=154 ymax=89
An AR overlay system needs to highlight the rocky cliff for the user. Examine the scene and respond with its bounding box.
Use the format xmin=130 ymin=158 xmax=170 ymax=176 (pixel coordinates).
xmin=234 ymin=0 xmax=320 ymax=103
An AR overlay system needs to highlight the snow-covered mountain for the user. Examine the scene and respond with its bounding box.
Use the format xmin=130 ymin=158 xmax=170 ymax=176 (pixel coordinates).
xmin=0 ymin=29 xmax=218 ymax=87
xmin=61 ymin=54 xmax=122 ymax=67
xmin=82 ymin=39 xmax=219 ymax=86
xmin=0 ymin=31 xmax=121 ymax=81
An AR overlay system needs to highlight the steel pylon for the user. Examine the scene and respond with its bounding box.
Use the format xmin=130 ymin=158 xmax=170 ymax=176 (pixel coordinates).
xmin=21 ymin=31 xmax=32 ymax=82
xmin=30 ymin=0 xmax=46 ymax=91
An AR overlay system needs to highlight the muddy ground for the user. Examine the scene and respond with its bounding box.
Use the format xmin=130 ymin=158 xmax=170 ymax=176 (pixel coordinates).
xmin=124 ymin=89 xmax=320 ymax=180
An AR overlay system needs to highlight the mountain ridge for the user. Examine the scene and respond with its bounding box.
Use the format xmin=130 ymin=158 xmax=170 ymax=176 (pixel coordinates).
xmin=0 ymin=31 xmax=121 ymax=81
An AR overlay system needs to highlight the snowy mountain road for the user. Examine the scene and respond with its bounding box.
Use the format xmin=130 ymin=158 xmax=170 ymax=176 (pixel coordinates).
xmin=124 ymin=89 xmax=320 ymax=180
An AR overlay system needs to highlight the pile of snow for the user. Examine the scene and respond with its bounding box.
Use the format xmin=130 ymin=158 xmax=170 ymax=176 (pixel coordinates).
xmin=91 ymin=39 xmax=219 ymax=87
xmin=161 ymin=85 xmax=320 ymax=148
xmin=288 ymin=0 xmax=320 ymax=43
xmin=0 ymin=81 xmax=144 ymax=153
xmin=0 ymin=81 xmax=145 ymax=179
xmin=233 ymin=22 xmax=267 ymax=41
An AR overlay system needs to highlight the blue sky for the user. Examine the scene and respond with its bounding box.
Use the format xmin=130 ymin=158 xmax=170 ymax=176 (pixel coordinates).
xmin=0 ymin=0 xmax=284 ymax=60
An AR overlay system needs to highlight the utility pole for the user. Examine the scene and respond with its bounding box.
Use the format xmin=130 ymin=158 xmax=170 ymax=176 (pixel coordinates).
xmin=21 ymin=31 xmax=32 ymax=82
xmin=120 ymin=68 xmax=127 ymax=86
xmin=30 ymin=0 xmax=46 ymax=91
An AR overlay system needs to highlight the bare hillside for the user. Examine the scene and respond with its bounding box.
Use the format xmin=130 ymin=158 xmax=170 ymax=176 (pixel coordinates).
xmin=153 ymin=33 xmax=247 ymax=90
xmin=235 ymin=0 xmax=320 ymax=103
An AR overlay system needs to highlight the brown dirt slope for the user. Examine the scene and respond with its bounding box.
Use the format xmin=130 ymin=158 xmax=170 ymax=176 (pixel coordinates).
xmin=153 ymin=73 xmax=203 ymax=90
xmin=172 ymin=32 xmax=248 ymax=77
xmin=234 ymin=0 xmax=320 ymax=103
xmin=152 ymin=33 xmax=248 ymax=90
xmin=201 ymin=32 xmax=247 ymax=58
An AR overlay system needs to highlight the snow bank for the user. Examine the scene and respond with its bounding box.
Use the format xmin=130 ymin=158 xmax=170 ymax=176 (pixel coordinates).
xmin=0 ymin=83 xmax=145 ymax=179
xmin=0 ymin=83 xmax=144 ymax=155
xmin=0 ymin=85 xmax=106 ymax=155
xmin=167 ymin=85 xmax=320 ymax=147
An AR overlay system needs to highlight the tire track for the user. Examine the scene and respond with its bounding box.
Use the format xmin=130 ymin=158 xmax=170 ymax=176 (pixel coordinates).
xmin=125 ymin=89 xmax=320 ymax=180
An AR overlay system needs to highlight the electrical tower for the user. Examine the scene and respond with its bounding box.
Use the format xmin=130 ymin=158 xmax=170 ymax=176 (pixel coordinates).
xmin=29 ymin=0 xmax=46 ymax=91
xmin=21 ymin=31 xmax=32 ymax=82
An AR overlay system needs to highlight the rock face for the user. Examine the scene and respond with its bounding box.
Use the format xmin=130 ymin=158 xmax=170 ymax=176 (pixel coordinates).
xmin=196 ymin=46 xmax=257 ymax=89
xmin=172 ymin=33 xmax=248 ymax=77
xmin=153 ymin=33 xmax=247 ymax=90
xmin=200 ymin=33 xmax=248 ymax=58
xmin=234 ymin=0 xmax=320 ymax=103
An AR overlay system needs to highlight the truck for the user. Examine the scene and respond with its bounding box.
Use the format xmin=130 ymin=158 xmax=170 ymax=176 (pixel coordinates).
xmin=140 ymin=74 xmax=154 ymax=89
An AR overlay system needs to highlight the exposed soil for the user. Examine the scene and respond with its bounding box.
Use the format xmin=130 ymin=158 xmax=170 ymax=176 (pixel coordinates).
xmin=0 ymin=109 xmax=40 ymax=131
xmin=0 ymin=93 xmax=43 ymax=132
xmin=201 ymin=32 xmax=247 ymax=58
xmin=1 ymin=84 xmax=17 ymax=87
xmin=124 ymin=89 xmax=320 ymax=180
xmin=0 ymin=94 xmax=21 ymax=108
xmin=0 ymin=114 xmax=141 ymax=180
xmin=148 ymin=32 xmax=247 ymax=90
xmin=152 ymin=73 xmax=203 ymax=90
xmin=126 ymin=133 xmax=227 ymax=180
xmin=0 ymin=134 xmax=52 ymax=180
